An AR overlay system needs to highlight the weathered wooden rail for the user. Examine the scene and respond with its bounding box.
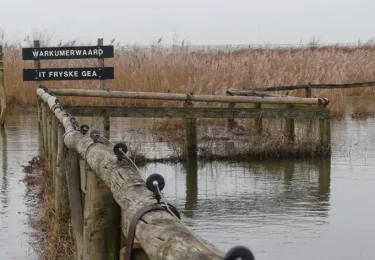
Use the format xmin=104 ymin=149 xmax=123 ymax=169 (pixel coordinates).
xmin=49 ymin=88 xmax=331 ymax=159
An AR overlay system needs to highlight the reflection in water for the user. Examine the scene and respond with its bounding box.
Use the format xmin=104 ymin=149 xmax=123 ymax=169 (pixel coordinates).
xmin=1 ymin=128 xmax=8 ymax=210
xmin=142 ymin=157 xmax=333 ymax=259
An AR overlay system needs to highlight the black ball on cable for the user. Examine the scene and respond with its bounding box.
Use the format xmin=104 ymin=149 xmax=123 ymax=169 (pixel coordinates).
xmin=60 ymin=105 xmax=65 ymax=111
xmin=146 ymin=173 xmax=165 ymax=194
xmin=90 ymin=130 xmax=101 ymax=141
xmin=80 ymin=124 xmax=89 ymax=135
xmin=113 ymin=142 xmax=128 ymax=160
xmin=70 ymin=117 xmax=77 ymax=123
xmin=224 ymin=246 xmax=255 ymax=260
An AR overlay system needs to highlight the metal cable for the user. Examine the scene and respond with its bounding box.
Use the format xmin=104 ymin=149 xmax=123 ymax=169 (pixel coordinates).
xmin=155 ymin=185 xmax=224 ymax=258
xmin=100 ymin=135 xmax=147 ymax=182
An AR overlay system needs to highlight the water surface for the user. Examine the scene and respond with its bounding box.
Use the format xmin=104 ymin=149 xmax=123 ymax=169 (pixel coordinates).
xmin=0 ymin=115 xmax=375 ymax=259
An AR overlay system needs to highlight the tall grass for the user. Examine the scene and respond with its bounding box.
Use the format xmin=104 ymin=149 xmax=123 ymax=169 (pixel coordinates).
xmin=3 ymin=42 xmax=375 ymax=116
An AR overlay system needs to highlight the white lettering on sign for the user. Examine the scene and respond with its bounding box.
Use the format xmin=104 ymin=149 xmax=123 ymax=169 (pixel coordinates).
xmin=46 ymin=71 xmax=80 ymax=78
xmin=32 ymin=48 xmax=104 ymax=58
xmin=82 ymin=71 xmax=98 ymax=77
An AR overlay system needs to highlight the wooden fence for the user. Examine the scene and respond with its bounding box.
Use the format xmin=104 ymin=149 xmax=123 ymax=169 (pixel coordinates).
xmin=36 ymin=85 xmax=331 ymax=259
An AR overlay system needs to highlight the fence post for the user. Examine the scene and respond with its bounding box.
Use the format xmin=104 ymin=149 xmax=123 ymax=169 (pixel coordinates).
xmin=319 ymin=111 xmax=331 ymax=152
xmin=65 ymin=149 xmax=84 ymax=260
xmin=284 ymin=104 xmax=295 ymax=140
xmin=51 ymin=115 xmax=57 ymax=181
xmin=41 ymin=103 xmax=48 ymax=156
xmin=254 ymin=103 xmax=262 ymax=135
xmin=227 ymin=93 xmax=236 ymax=129
xmin=55 ymin=123 xmax=69 ymax=222
xmin=83 ymin=166 xmax=120 ymax=260
xmin=0 ymin=45 xmax=6 ymax=128
xmin=305 ymin=87 xmax=312 ymax=98
xmin=98 ymin=38 xmax=110 ymax=139
xmin=47 ymin=109 xmax=53 ymax=164
xmin=184 ymin=101 xmax=197 ymax=160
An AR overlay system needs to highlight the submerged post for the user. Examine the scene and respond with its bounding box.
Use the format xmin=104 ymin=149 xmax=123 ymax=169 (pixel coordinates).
xmin=184 ymin=101 xmax=197 ymax=159
xmin=83 ymin=167 xmax=120 ymax=260
xmin=0 ymin=45 xmax=6 ymax=128
xmin=319 ymin=112 xmax=331 ymax=151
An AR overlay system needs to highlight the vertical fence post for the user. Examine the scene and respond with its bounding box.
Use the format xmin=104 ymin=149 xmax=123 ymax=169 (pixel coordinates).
xmin=41 ymin=103 xmax=48 ymax=156
xmin=227 ymin=93 xmax=236 ymax=129
xmin=51 ymin=114 xmax=57 ymax=181
xmin=254 ymin=103 xmax=262 ymax=135
xmin=319 ymin=110 xmax=331 ymax=152
xmin=305 ymin=87 xmax=312 ymax=98
xmin=83 ymin=166 xmax=120 ymax=260
xmin=184 ymin=101 xmax=197 ymax=160
xmin=284 ymin=104 xmax=295 ymax=141
xmin=65 ymin=149 xmax=84 ymax=260
xmin=47 ymin=109 xmax=52 ymax=164
xmin=0 ymin=45 xmax=6 ymax=128
xmin=98 ymin=38 xmax=110 ymax=139
xmin=55 ymin=123 xmax=69 ymax=222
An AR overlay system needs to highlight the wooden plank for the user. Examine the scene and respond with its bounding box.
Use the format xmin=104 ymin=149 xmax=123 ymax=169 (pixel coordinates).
xmin=284 ymin=104 xmax=295 ymax=140
xmin=37 ymin=88 xmax=223 ymax=260
xmin=48 ymin=88 xmax=328 ymax=105
xmin=65 ymin=106 xmax=329 ymax=119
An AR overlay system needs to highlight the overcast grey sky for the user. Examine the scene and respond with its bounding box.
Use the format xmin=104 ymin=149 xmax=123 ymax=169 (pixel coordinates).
xmin=1 ymin=0 xmax=374 ymax=45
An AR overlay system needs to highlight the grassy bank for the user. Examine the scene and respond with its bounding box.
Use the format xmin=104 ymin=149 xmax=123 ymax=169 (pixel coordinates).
xmin=23 ymin=156 xmax=74 ymax=260
xmin=2 ymin=44 xmax=375 ymax=118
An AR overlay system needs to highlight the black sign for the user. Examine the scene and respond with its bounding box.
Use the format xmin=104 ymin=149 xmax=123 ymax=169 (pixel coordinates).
xmin=23 ymin=67 xmax=114 ymax=81
xmin=22 ymin=46 xmax=114 ymax=60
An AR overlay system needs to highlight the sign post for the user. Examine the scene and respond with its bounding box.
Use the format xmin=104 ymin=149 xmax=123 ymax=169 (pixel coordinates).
xmin=98 ymin=38 xmax=110 ymax=138
xmin=22 ymin=40 xmax=115 ymax=138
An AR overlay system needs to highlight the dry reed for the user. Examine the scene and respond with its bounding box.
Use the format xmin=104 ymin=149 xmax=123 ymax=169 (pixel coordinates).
xmin=2 ymin=43 xmax=375 ymax=117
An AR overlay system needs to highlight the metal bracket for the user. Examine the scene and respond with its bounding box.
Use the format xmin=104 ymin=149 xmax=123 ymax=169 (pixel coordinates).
xmin=124 ymin=203 xmax=180 ymax=260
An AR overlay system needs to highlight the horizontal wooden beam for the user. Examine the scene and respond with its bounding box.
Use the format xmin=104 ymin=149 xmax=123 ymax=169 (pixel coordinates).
xmin=48 ymin=88 xmax=328 ymax=105
xmin=65 ymin=106 xmax=329 ymax=119
xmin=250 ymin=81 xmax=375 ymax=91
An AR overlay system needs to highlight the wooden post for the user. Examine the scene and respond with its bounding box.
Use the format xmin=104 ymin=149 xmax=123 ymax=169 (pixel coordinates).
xmin=319 ymin=113 xmax=331 ymax=151
xmin=47 ymin=109 xmax=52 ymax=164
xmin=284 ymin=104 xmax=295 ymax=141
xmin=184 ymin=102 xmax=197 ymax=159
xmin=65 ymin=149 xmax=84 ymax=260
xmin=305 ymin=87 xmax=312 ymax=98
xmin=305 ymin=86 xmax=313 ymax=137
xmin=184 ymin=159 xmax=198 ymax=218
xmin=98 ymin=38 xmax=110 ymax=139
xmin=55 ymin=123 xmax=69 ymax=222
xmin=51 ymin=115 xmax=57 ymax=180
xmin=254 ymin=103 xmax=262 ymax=135
xmin=227 ymin=93 xmax=236 ymax=129
xmin=41 ymin=102 xmax=48 ymax=156
xmin=0 ymin=45 xmax=6 ymax=128
xmin=83 ymin=167 xmax=120 ymax=260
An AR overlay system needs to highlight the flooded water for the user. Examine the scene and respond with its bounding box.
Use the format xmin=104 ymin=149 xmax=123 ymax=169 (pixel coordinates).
xmin=1 ymin=115 xmax=375 ymax=259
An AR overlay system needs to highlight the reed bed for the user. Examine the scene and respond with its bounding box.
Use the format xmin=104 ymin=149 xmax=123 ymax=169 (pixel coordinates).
xmin=2 ymin=44 xmax=375 ymax=117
